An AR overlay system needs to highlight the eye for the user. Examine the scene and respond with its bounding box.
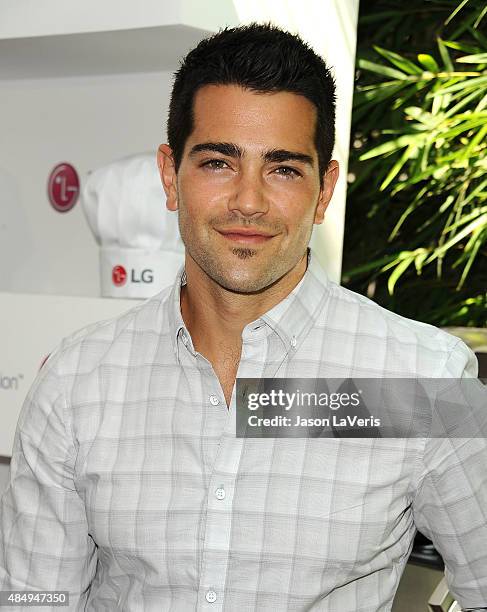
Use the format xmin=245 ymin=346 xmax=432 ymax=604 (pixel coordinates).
xmin=201 ymin=159 xmax=230 ymax=170
xmin=274 ymin=166 xmax=302 ymax=178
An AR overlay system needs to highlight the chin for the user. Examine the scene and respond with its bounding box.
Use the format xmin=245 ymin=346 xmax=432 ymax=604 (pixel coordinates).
xmin=214 ymin=263 xmax=290 ymax=294
xmin=188 ymin=246 xmax=293 ymax=294
xmin=215 ymin=274 xmax=269 ymax=295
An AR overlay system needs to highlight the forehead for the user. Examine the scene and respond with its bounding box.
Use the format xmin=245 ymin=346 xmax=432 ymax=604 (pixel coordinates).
xmin=187 ymin=84 xmax=318 ymax=156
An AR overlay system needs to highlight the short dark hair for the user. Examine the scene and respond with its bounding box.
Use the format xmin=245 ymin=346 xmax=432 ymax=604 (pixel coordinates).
xmin=167 ymin=22 xmax=336 ymax=184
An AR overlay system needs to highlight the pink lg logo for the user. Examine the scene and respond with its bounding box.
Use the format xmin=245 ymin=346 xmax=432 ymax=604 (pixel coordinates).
xmin=47 ymin=163 xmax=80 ymax=212
xmin=112 ymin=265 xmax=127 ymax=286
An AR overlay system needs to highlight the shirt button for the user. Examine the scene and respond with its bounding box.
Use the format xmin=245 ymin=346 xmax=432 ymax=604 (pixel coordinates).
xmin=290 ymin=335 xmax=297 ymax=348
xmin=209 ymin=394 xmax=220 ymax=406
xmin=205 ymin=589 xmax=217 ymax=603
xmin=215 ymin=486 xmax=225 ymax=500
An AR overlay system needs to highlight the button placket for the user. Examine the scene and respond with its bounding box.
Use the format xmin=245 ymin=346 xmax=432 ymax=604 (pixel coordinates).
xmin=197 ymin=333 xmax=268 ymax=610
xmin=197 ymin=375 xmax=241 ymax=610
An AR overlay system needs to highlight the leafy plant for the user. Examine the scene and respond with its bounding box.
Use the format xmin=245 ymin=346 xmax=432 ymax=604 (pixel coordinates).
xmin=342 ymin=0 xmax=487 ymax=327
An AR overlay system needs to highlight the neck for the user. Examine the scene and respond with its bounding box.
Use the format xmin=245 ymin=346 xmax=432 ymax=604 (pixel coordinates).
xmin=180 ymin=252 xmax=308 ymax=357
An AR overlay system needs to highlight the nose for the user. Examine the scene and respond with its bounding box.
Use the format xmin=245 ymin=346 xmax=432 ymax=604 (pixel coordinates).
xmin=227 ymin=167 xmax=269 ymax=217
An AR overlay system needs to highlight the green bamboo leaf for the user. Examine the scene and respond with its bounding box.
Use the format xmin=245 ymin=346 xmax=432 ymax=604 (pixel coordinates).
xmin=440 ymin=110 xmax=487 ymax=122
xmin=418 ymin=54 xmax=440 ymax=72
xmin=449 ymin=180 xmax=487 ymax=214
xmin=457 ymin=53 xmax=487 ymax=63
xmin=359 ymin=135 xmax=420 ymax=160
xmin=443 ymin=88 xmax=485 ymax=118
xmin=444 ymin=0 xmax=469 ymax=25
xmin=461 ymin=123 xmax=487 ymax=160
xmin=462 ymin=225 xmax=486 ymax=254
xmin=358 ymin=59 xmax=409 ymax=80
xmin=429 ymin=75 xmax=487 ymax=96
xmin=473 ymin=5 xmax=487 ymax=29
xmin=426 ymin=80 xmax=466 ymax=101
xmin=390 ymin=164 xmax=451 ymax=192
xmin=444 ymin=204 xmax=487 ymax=232
xmin=414 ymin=250 xmax=429 ymax=275
xmin=457 ymin=231 xmax=484 ymax=289
xmin=475 ymin=93 xmax=487 ymax=111
xmin=356 ymin=80 xmax=407 ymax=94
xmin=419 ymin=140 xmax=432 ymax=172
xmin=354 ymin=81 xmax=409 ymax=107
xmin=404 ymin=106 xmax=423 ymax=119
xmin=431 ymin=90 xmax=444 ymax=115
xmin=380 ymin=249 xmax=424 ymax=274
xmin=389 ymin=187 xmax=429 ymax=240
xmin=439 ymin=196 xmax=457 ymax=214
xmin=380 ymin=258 xmax=402 ymax=274
xmin=441 ymin=40 xmax=480 ymax=55
xmin=345 ymin=254 xmax=398 ymax=278
xmin=440 ymin=116 xmax=487 ymax=140
xmin=404 ymin=106 xmax=434 ymax=123
xmin=373 ymin=46 xmax=423 ymax=75
xmin=387 ymin=256 xmax=415 ymax=295
xmin=437 ymin=38 xmax=454 ymax=72
xmin=426 ymin=213 xmax=487 ymax=261
xmin=380 ymin=145 xmax=416 ymax=191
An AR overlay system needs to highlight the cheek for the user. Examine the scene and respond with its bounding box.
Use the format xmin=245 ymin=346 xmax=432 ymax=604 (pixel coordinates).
xmin=271 ymin=178 xmax=320 ymax=207
xmin=179 ymin=175 xmax=229 ymax=215
xmin=176 ymin=194 xmax=213 ymax=245
xmin=273 ymin=192 xmax=319 ymax=230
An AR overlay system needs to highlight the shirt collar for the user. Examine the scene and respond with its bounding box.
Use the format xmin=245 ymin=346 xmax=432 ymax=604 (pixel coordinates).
xmin=167 ymin=264 xmax=189 ymax=360
xmin=168 ymin=248 xmax=331 ymax=361
xmin=256 ymin=248 xmax=331 ymax=353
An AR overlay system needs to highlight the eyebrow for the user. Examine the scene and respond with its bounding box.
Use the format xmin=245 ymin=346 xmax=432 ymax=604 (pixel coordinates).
xmin=188 ymin=142 xmax=314 ymax=167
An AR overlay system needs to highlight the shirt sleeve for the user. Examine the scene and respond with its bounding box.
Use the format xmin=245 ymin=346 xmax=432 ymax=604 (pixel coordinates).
xmin=412 ymin=339 xmax=487 ymax=610
xmin=0 ymin=349 xmax=97 ymax=610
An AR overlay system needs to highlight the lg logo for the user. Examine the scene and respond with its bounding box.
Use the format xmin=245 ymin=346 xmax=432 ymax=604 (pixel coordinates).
xmin=112 ymin=266 xmax=154 ymax=286
xmin=112 ymin=265 xmax=127 ymax=286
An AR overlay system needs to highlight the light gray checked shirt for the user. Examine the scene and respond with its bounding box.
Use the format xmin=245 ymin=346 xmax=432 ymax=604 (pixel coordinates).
xmin=1 ymin=248 xmax=486 ymax=611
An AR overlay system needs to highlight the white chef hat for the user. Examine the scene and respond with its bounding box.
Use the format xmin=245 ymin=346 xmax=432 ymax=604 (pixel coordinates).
xmin=82 ymin=153 xmax=185 ymax=299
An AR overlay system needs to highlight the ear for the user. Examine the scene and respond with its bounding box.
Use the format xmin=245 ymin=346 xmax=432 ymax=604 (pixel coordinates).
xmin=314 ymin=160 xmax=339 ymax=224
xmin=157 ymin=144 xmax=178 ymax=211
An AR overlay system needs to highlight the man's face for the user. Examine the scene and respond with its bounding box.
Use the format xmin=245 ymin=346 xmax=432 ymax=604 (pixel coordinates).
xmin=159 ymin=84 xmax=338 ymax=293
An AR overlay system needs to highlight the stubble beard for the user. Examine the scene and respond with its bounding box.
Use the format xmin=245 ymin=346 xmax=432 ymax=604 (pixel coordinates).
xmin=185 ymin=240 xmax=277 ymax=294
xmin=177 ymin=207 xmax=311 ymax=294
xmin=178 ymin=208 xmax=282 ymax=293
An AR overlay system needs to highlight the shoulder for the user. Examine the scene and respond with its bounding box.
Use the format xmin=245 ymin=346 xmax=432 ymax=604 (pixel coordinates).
xmin=320 ymin=281 xmax=477 ymax=377
xmin=15 ymin=287 xmax=174 ymax=440
xmin=44 ymin=285 xmax=173 ymax=378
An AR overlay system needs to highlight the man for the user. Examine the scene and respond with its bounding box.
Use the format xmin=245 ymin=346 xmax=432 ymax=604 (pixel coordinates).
xmin=1 ymin=22 xmax=486 ymax=612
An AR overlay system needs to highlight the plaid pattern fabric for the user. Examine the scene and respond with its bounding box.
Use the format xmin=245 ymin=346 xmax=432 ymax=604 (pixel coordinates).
xmin=1 ymin=249 xmax=486 ymax=611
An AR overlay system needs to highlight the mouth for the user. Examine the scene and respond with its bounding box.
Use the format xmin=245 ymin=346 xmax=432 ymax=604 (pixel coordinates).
xmin=216 ymin=228 xmax=276 ymax=245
